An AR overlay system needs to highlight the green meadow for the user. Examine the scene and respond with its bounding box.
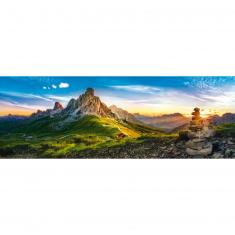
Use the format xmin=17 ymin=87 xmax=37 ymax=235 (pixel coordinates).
xmin=0 ymin=115 xmax=173 ymax=158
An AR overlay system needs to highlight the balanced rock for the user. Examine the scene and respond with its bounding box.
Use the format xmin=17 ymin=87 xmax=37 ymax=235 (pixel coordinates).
xmin=186 ymin=107 xmax=214 ymax=157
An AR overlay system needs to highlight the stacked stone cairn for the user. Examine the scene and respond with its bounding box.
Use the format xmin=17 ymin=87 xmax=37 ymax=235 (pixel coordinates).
xmin=186 ymin=108 xmax=214 ymax=156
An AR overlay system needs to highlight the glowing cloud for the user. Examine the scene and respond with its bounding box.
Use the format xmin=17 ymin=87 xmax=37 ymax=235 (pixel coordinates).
xmin=110 ymin=85 xmax=161 ymax=94
xmin=59 ymin=82 xmax=70 ymax=88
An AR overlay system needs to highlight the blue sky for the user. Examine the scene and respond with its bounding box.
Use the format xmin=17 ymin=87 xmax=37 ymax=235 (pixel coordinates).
xmin=1 ymin=77 xmax=235 ymax=116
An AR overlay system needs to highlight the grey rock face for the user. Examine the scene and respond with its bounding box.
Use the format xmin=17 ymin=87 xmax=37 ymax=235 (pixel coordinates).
xmin=109 ymin=105 xmax=139 ymax=123
xmin=31 ymin=102 xmax=64 ymax=119
xmin=63 ymin=98 xmax=78 ymax=114
xmin=31 ymin=88 xmax=117 ymax=120
xmin=64 ymin=88 xmax=116 ymax=118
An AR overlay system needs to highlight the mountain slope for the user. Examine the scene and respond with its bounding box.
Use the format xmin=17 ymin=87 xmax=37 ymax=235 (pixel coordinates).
xmin=1 ymin=113 xmax=162 ymax=138
xmin=0 ymin=87 xmax=167 ymax=157
xmin=1 ymin=87 xmax=164 ymax=137
xmin=209 ymin=113 xmax=235 ymax=125
xmin=0 ymin=114 xmax=163 ymax=157
xmin=109 ymin=105 xmax=140 ymax=123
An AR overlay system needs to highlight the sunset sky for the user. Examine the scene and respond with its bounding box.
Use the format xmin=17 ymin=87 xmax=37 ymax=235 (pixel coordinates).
xmin=0 ymin=77 xmax=235 ymax=116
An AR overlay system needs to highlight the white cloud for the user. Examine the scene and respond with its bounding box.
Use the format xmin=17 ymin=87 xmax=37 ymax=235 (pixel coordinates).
xmin=101 ymin=89 xmax=212 ymax=115
xmin=199 ymin=85 xmax=235 ymax=107
xmin=46 ymin=95 xmax=72 ymax=102
xmin=52 ymin=84 xmax=57 ymax=89
xmin=110 ymin=85 xmax=160 ymax=94
xmin=59 ymin=82 xmax=70 ymax=88
xmin=0 ymin=91 xmax=53 ymax=102
xmin=0 ymin=100 xmax=48 ymax=111
xmin=43 ymin=86 xmax=47 ymax=89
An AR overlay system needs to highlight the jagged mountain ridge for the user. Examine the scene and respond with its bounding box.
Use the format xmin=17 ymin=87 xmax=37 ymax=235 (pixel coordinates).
xmin=20 ymin=88 xmax=163 ymax=138
xmin=0 ymin=88 xmax=164 ymax=142
xmin=63 ymin=88 xmax=116 ymax=118
xmin=29 ymin=88 xmax=189 ymax=132
xmin=31 ymin=101 xmax=64 ymax=118
xmin=109 ymin=105 xmax=140 ymax=123
xmin=32 ymin=88 xmax=116 ymax=119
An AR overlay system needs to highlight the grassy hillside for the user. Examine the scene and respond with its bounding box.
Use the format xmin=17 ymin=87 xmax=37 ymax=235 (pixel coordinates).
xmin=0 ymin=115 xmax=166 ymax=158
xmin=214 ymin=123 xmax=235 ymax=137
xmin=0 ymin=115 xmax=141 ymax=137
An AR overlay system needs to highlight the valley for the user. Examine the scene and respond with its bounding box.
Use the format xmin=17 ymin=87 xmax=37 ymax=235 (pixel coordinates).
xmin=1 ymin=87 xmax=235 ymax=158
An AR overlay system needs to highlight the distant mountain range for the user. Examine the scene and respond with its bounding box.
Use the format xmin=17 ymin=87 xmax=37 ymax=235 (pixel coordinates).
xmin=2 ymin=87 xmax=235 ymax=158
xmin=2 ymin=88 xmax=235 ymax=133
xmin=31 ymin=88 xmax=116 ymax=120
xmin=209 ymin=113 xmax=235 ymax=125
xmin=26 ymin=88 xmax=154 ymax=129
xmin=0 ymin=88 xmax=165 ymax=157
xmin=0 ymin=89 xmax=193 ymax=132
xmin=134 ymin=113 xmax=190 ymax=131
xmin=0 ymin=88 xmax=161 ymax=137
xmin=0 ymin=114 xmax=28 ymax=121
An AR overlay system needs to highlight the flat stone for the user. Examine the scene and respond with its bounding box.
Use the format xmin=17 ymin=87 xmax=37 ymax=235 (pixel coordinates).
xmin=185 ymin=139 xmax=208 ymax=150
xmin=186 ymin=143 xmax=213 ymax=156
xmin=212 ymin=152 xmax=223 ymax=158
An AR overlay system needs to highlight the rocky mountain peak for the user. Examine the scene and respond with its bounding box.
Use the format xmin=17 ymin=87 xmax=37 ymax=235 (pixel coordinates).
xmin=63 ymin=88 xmax=116 ymax=118
xmin=85 ymin=88 xmax=95 ymax=97
xmin=54 ymin=102 xmax=64 ymax=110
xmin=31 ymin=102 xmax=63 ymax=119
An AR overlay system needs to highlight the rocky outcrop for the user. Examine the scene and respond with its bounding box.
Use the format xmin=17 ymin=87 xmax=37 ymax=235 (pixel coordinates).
xmin=31 ymin=88 xmax=117 ymax=120
xmin=109 ymin=105 xmax=140 ymax=123
xmin=54 ymin=102 xmax=64 ymax=110
xmin=31 ymin=109 xmax=43 ymax=117
xmin=31 ymin=101 xmax=64 ymax=119
xmin=65 ymin=98 xmax=77 ymax=113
